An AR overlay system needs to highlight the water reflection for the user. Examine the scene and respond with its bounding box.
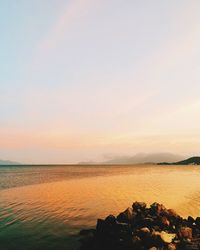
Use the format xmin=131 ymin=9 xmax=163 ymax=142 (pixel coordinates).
xmin=0 ymin=165 xmax=200 ymax=250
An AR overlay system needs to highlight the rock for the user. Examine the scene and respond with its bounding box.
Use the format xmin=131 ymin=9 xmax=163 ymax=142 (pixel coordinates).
xmin=168 ymin=243 xmax=176 ymax=250
xmin=138 ymin=227 xmax=151 ymax=238
xmin=167 ymin=209 xmax=179 ymax=218
xmin=195 ymin=217 xmax=200 ymax=227
xmin=152 ymin=231 xmax=176 ymax=244
xmin=131 ymin=235 xmax=142 ymax=248
xmin=192 ymin=227 xmax=200 ymax=238
xmin=185 ymin=245 xmax=199 ymax=250
xmin=105 ymin=215 xmax=116 ymax=225
xmin=132 ymin=235 xmax=141 ymax=243
xmin=79 ymin=202 xmax=200 ymax=250
xmin=115 ymin=221 xmax=131 ymax=232
xmin=96 ymin=219 xmax=106 ymax=233
xmin=188 ymin=216 xmax=195 ymax=225
xmin=132 ymin=201 xmax=147 ymax=212
xmin=140 ymin=217 xmax=155 ymax=227
xmin=179 ymin=227 xmax=193 ymax=239
xmin=96 ymin=218 xmax=115 ymax=237
xmin=113 ymin=222 xmax=132 ymax=239
xmin=150 ymin=202 xmax=166 ymax=215
xmin=137 ymin=227 xmax=153 ymax=248
xmin=160 ymin=231 xmax=176 ymax=244
xmin=117 ymin=207 xmax=136 ymax=223
xmin=160 ymin=216 xmax=170 ymax=227
xmin=180 ymin=242 xmax=200 ymax=250
xmin=153 ymin=226 xmax=161 ymax=233
xmin=96 ymin=219 xmax=106 ymax=234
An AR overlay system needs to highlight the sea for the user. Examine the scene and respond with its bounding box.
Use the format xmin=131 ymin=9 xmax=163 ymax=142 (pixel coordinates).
xmin=0 ymin=164 xmax=200 ymax=250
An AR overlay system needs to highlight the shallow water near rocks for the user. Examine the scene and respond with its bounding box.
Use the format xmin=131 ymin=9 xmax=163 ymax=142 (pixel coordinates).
xmin=0 ymin=165 xmax=200 ymax=250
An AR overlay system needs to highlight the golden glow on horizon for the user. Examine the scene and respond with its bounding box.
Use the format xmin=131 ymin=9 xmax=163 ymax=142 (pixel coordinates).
xmin=0 ymin=1 xmax=200 ymax=163
xmin=0 ymin=126 xmax=199 ymax=163
xmin=1 ymin=166 xmax=200 ymax=221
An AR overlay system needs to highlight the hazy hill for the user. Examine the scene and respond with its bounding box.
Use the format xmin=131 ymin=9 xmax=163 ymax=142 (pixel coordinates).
xmin=103 ymin=153 xmax=184 ymax=164
xmin=79 ymin=153 xmax=184 ymax=165
xmin=0 ymin=160 xmax=21 ymax=165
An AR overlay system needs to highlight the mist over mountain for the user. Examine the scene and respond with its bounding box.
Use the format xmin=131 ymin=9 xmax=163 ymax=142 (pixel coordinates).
xmin=79 ymin=153 xmax=185 ymax=165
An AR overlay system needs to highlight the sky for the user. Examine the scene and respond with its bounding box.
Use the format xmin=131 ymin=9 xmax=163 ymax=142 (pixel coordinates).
xmin=0 ymin=0 xmax=200 ymax=164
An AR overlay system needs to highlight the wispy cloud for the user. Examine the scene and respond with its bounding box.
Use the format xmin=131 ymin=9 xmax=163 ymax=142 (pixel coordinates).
xmin=1 ymin=1 xmax=200 ymax=163
xmin=30 ymin=0 xmax=98 ymax=72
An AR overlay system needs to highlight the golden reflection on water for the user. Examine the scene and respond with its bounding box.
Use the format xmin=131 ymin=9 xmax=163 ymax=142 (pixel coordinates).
xmin=1 ymin=165 xmax=200 ymax=229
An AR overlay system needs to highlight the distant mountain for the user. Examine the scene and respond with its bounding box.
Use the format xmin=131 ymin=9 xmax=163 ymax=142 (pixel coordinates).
xmin=159 ymin=156 xmax=200 ymax=165
xmin=0 ymin=160 xmax=21 ymax=165
xmin=103 ymin=153 xmax=184 ymax=164
xmin=79 ymin=153 xmax=184 ymax=165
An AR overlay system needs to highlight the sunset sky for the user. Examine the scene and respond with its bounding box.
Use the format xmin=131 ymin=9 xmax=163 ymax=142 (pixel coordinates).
xmin=0 ymin=0 xmax=200 ymax=163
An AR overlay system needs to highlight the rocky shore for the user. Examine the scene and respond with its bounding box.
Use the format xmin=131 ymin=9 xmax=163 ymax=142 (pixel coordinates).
xmin=79 ymin=202 xmax=200 ymax=250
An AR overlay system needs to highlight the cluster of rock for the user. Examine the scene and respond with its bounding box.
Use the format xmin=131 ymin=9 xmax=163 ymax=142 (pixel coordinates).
xmin=79 ymin=202 xmax=200 ymax=250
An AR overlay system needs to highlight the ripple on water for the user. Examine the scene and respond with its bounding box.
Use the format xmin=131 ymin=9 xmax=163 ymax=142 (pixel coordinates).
xmin=0 ymin=165 xmax=200 ymax=250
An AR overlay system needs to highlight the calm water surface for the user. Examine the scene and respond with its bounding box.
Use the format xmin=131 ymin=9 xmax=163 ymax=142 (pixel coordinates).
xmin=0 ymin=165 xmax=200 ymax=250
